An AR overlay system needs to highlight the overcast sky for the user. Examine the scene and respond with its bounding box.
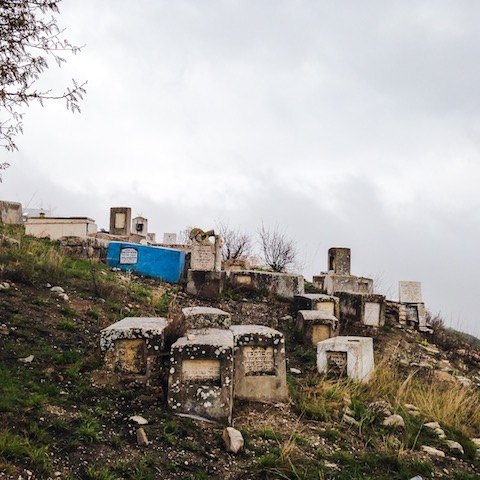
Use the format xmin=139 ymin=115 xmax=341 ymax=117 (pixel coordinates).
xmin=2 ymin=0 xmax=479 ymax=335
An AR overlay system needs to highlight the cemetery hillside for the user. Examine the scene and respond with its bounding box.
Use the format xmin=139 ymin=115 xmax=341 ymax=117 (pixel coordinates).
xmin=2 ymin=219 xmax=480 ymax=480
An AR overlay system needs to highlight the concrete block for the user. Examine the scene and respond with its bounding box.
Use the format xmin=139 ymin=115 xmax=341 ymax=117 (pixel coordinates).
xmin=186 ymin=270 xmax=226 ymax=299
xmin=168 ymin=329 xmax=234 ymax=425
xmin=296 ymin=310 xmax=339 ymax=346
xmin=338 ymin=292 xmax=385 ymax=327
xmin=0 ymin=201 xmax=22 ymax=225
xmin=294 ymin=293 xmax=340 ymax=318
xmin=317 ymin=336 xmax=374 ymax=382
xmin=230 ymin=325 xmax=288 ymax=403
xmin=100 ymin=317 xmax=168 ymax=383
xmin=229 ymin=270 xmax=304 ymax=299
xmin=106 ymin=242 xmax=185 ymax=283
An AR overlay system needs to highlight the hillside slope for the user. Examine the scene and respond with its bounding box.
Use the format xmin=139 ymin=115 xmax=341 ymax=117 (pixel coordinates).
xmin=1 ymin=226 xmax=480 ymax=480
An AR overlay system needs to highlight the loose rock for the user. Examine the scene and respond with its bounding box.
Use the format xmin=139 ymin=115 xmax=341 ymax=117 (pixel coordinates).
xmin=445 ymin=440 xmax=464 ymax=455
xmin=130 ymin=415 xmax=148 ymax=425
xmin=137 ymin=427 xmax=149 ymax=446
xmin=421 ymin=445 xmax=445 ymax=457
xmin=222 ymin=427 xmax=244 ymax=453
xmin=383 ymin=414 xmax=405 ymax=429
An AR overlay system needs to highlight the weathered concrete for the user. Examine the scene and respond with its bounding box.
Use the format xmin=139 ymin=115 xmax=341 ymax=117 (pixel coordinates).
xmin=182 ymin=306 xmax=231 ymax=329
xmin=317 ymin=336 xmax=374 ymax=382
xmin=168 ymin=329 xmax=234 ymax=425
xmin=189 ymin=228 xmax=222 ymax=272
xmin=230 ymin=325 xmax=288 ymax=403
xmin=327 ymin=248 xmax=351 ymax=275
xmin=405 ymin=302 xmax=427 ymax=329
xmin=186 ymin=270 xmax=226 ymax=299
xmin=337 ymin=292 xmax=386 ymax=327
xmin=228 ymin=270 xmax=304 ymax=299
xmin=100 ymin=317 xmax=168 ymax=383
xmin=385 ymin=301 xmax=407 ymax=325
xmin=399 ymin=281 xmax=422 ymax=303
xmin=132 ymin=216 xmax=148 ymax=238
xmin=25 ymin=217 xmax=97 ymax=240
xmin=294 ymin=294 xmax=340 ymax=318
xmin=296 ymin=310 xmax=339 ymax=346
xmin=0 ymin=201 xmax=22 ymax=225
xmin=313 ymin=274 xmax=373 ymax=296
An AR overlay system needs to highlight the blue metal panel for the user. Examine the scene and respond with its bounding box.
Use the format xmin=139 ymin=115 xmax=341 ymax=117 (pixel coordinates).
xmin=106 ymin=242 xmax=185 ymax=283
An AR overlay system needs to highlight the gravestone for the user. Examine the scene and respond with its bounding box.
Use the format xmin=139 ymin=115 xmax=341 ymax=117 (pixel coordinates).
xmin=182 ymin=306 xmax=231 ymax=329
xmin=399 ymin=281 xmax=422 ymax=303
xmin=294 ymin=294 xmax=340 ymax=318
xmin=168 ymin=329 xmax=234 ymax=425
xmin=132 ymin=216 xmax=148 ymax=237
xmin=100 ymin=317 xmax=168 ymax=383
xmin=296 ymin=310 xmax=339 ymax=347
xmin=0 ymin=201 xmax=22 ymax=225
xmin=338 ymin=292 xmax=385 ymax=327
xmin=110 ymin=207 xmax=132 ymax=236
xmin=106 ymin=242 xmax=185 ymax=283
xmin=163 ymin=233 xmax=178 ymax=244
xmin=189 ymin=228 xmax=222 ymax=272
xmin=230 ymin=325 xmax=288 ymax=403
xmin=317 ymin=336 xmax=374 ymax=382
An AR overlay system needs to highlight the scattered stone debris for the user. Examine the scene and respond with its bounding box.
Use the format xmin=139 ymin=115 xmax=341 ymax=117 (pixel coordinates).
xmin=222 ymin=427 xmax=244 ymax=453
xmin=18 ymin=355 xmax=34 ymax=364
xmin=421 ymin=445 xmax=445 ymax=457
xmin=424 ymin=421 xmax=446 ymax=439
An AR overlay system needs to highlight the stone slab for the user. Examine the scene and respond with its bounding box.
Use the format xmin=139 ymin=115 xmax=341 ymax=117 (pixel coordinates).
xmin=399 ymin=281 xmax=422 ymax=303
xmin=186 ymin=270 xmax=226 ymax=299
xmin=168 ymin=329 xmax=234 ymax=425
xmin=230 ymin=325 xmax=288 ymax=402
xmin=182 ymin=306 xmax=231 ymax=329
xmin=296 ymin=310 xmax=339 ymax=346
xmin=294 ymin=294 xmax=340 ymax=317
xmin=317 ymin=336 xmax=374 ymax=382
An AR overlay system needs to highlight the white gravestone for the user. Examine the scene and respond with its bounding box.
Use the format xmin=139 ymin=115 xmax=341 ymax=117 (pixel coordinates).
xmin=399 ymin=281 xmax=422 ymax=303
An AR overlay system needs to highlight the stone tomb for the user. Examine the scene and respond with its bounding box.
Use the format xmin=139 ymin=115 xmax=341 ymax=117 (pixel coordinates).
xmin=296 ymin=311 xmax=339 ymax=347
xmin=294 ymin=294 xmax=340 ymax=318
xmin=182 ymin=306 xmax=231 ymax=330
xmin=317 ymin=336 xmax=374 ymax=382
xmin=398 ymin=281 xmax=428 ymax=330
xmin=109 ymin=207 xmax=132 ymax=237
xmin=168 ymin=329 xmax=234 ymax=425
xmin=100 ymin=317 xmax=168 ymax=383
xmin=338 ymin=292 xmax=385 ymax=327
xmin=230 ymin=325 xmax=288 ymax=403
xmin=228 ymin=270 xmax=305 ymax=299
xmin=189 ymin=228 xmax=222 ymax=272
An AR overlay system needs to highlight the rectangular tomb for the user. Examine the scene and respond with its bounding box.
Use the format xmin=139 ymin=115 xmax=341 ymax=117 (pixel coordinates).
xmin=399 ymin=281 xmax=422 ymax=304
xmin=294 ymin=294 xmax=340 ymax=318
xmin=230 ymin=325 xmax=288 ymax=403
xmin=168 ymin=329 xmax=234 ymax=425
xmin=337 ymin=292 xmax=385 ymax=327
xmin=106 ymin=241 xmax=185 ymax=283
xmin=317 ymin=336 xmax=374 ymax=382
xmin=100 ymin=317 xmax=168 ymax=384
xmin=296 ymin=310 xmax=339 ymax=347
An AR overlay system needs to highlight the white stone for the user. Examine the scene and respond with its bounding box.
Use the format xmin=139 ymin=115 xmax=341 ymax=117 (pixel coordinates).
xmin=424 ymin=421 xmax=441 ymax=430
xmin=137 ymin=427 xmax=149 ymax=446
xmin=50 ymin=286 xmax=65 ymax=293
xmin=383 ymin=414 xmax=405 ymax=429
xmin=129 ymin=415 xmax=148 ymax=425
xmin=445 ymin=440 xmax=464 ymax=455
xmin=222 ymin=427 xmax=244 ymax=453
xmin=290 ymin=368 xmax=301 ymax=374
xmin=19 ymin=355 xmax=34 ymax=363
xmin=317 ymin=336 xmax=374 ymax=382
xmin=421 ymin=445 xmax=445 ymax=457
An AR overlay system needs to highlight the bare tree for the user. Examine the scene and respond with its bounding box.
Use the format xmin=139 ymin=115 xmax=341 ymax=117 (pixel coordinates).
xmin=216 ymin=220 xmax=252 ymax=261
xmin=258 ymin=223 xmax=297 ymax=272
xmin=0 ymin=0 xmax=87 ymax=154
xmin=178 ymin=226 xmax=194 ymax=245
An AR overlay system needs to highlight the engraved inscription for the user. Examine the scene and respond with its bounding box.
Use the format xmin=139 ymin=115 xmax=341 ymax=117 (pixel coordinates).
xmin=182 ymin=359 xmax=221 ymax=383
xmin=327 ymin=351 xmax=347 ymax=377
xmin=243 ymin=346 xmax=275 ymax=376
xmin=115 ymin=339 xmax=146 ymax=374
xmin=120 ymin=247 xmax=138 ymax=264
xmin=191 ymin=245 xmax=215 ymax=271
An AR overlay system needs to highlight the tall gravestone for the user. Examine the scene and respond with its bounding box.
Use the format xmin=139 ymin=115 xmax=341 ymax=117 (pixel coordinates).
xmin=399 ymin=281 xmax=427 ymax=330
xmin=109 ymin=207 xmax=132 ymax=236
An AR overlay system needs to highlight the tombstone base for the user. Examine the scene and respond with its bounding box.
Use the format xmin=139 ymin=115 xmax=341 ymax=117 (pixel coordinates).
xmin=186 ymin=270 xmax=226 ymax=299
